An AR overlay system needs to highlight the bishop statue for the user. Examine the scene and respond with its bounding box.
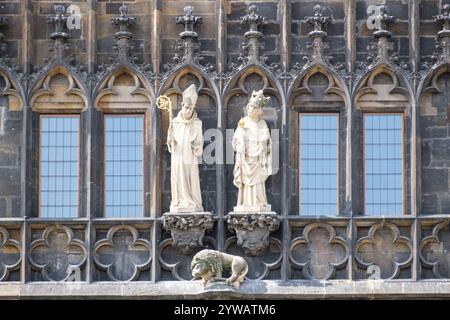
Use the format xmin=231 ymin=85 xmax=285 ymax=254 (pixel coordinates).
xmin=167 ymin=84 xmax=204 ymax=213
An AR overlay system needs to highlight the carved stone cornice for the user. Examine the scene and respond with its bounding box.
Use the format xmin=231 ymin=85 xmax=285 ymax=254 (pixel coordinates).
xmin=162 ymin=212 xmax=213 ymax=255
xmin=227 ymin=212 xmax=280 ymax=257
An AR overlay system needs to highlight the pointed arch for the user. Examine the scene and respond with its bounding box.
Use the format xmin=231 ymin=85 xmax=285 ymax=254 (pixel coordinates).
xmin=222 ymin=63 xmax=285 ymax=215
xmin=287 ymin=63 xmax=350 ymax=110
xmin=223 ymin=64 xmax=285 ymax=109
xmin=417 ymin=63 xmax=450 ymax=116
xmin=0 ymin=67 xmax=24 ymax=111
xmin=286 ymin=63 xmax=350 ymax=217
xmin=94 ymin=64 xmax=155 ymax=112
xmin=157 ymin=64 xmax=221 ymax=216
xmin=30 ymin=64 xmax=88 ymax=113
xmin=417 ymin=63 xmax=450 ymax=99
xmin=353 ymin=63 xmax=416 ymax=216
xmin=159 ymin=64 xmax=220 ymax=106
xmin=353 ymin=63 xmax=413 ymax=113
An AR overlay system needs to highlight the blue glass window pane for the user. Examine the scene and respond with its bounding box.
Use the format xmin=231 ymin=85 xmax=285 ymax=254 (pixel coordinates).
xmin=364 ymin=114 xmax=403 ymax=216
xmin=104 ymin=115 xmax=144 ymax=217
xmin=299 ymin=114 xmax=338 ymax=216
xmin=40 ymin=116 xmax=79 ymax=218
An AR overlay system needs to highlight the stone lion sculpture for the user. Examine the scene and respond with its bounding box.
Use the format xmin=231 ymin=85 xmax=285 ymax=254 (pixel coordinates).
xmin=191 ymin=249 xmax=248 ymax=288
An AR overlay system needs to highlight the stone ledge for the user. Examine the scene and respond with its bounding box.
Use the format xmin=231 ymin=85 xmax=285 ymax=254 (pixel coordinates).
xmin=1 ymin=280 xmax=450 ymax=299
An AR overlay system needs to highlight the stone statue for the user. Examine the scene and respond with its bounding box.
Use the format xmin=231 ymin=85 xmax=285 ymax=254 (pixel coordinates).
xmin=159 ymin=84 xmax=204 ymax=213
xmin=232 ymin=90 xmax=272 ymax=213
xmin=191 ymin=249 xmax=248 ymax=288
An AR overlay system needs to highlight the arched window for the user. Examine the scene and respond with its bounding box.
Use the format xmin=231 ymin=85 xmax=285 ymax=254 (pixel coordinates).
xmin=289 ymin=69 xmax=348 ymax=216
xmin=95 ymin=68 xmax=153 ymax=218
xmin=30 ymin=67 xmax=88 ymax=218
xmin=355 ymin=68 xmax=410 ymax=216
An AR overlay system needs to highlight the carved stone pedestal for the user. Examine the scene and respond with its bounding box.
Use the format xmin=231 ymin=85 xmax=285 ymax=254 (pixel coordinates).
xmin=227 ymin=212 xmax=280 ymax=257
xmin=162 ymin=212 xmax=213 ymax=255
xmin=203 ymin=281 xmax=238 ymax=292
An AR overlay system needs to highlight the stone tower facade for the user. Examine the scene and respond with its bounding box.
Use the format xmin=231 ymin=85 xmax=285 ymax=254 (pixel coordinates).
xmin=0 ymin=0 xmax=450 ymax=298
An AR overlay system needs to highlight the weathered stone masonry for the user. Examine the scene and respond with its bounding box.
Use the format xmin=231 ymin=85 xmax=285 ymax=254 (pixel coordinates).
xmin=0 ymin=0 xmax=450 ymax=298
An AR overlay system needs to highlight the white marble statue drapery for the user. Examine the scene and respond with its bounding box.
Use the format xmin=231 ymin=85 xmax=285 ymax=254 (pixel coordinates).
xmin=232 ymin=90 xmax=272 ymax=212
xmin=167 ymin=84 xmax=204 ymax=213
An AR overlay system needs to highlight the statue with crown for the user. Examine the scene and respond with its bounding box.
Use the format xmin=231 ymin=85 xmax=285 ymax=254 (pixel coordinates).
xmin=226 ymin=90 xmax=279 ymax=257
xmin=157 ymin=84 xmax=213 ymax=255
xmin=232 ymin=90 xmax=273 ymax=213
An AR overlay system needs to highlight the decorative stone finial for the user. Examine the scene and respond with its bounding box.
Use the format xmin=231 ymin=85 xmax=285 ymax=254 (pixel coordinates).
xmin=176 ymin=6 xmax=202 ymax=39
xmin=435 ymin=4 xmax=450 ymax=34
xmin=239 ymin=4 xmax=266 ymax=65
xmin=433 ymin=4 xmax=450 ymax=63
xmin=47 ymin=5 xmax=69 ymax=41
xmin=172 ymin=6 xmax=202 ymax=65
xmin=372 ymin=5 xmax=396 ymax=39
xmin=111 ymin=3 xmax=137 ymax=63
xmin=305 ymin=4 xmax=331 ymax=63
xmin=364 ymin=5 xmax=397 ymax=67
xmin=242 ymin=4 xmax=265 ymax=34
xmin=291 ymin=5 xmax=347 ymax=75
xmin=306 ymin=4 xmax=330 ymax=38
xmin=46 ymin=5 xmax=70 ymax=61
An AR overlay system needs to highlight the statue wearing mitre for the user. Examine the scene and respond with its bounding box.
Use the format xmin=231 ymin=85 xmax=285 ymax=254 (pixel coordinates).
xmin=167 ymin=84 xmax=204 ymax=213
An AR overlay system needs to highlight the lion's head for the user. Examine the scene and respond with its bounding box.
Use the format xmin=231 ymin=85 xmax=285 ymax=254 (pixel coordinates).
xmin=190 ymin=250 xmax=222 ymax=283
